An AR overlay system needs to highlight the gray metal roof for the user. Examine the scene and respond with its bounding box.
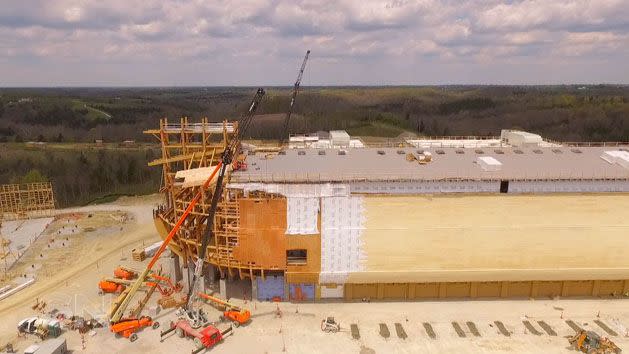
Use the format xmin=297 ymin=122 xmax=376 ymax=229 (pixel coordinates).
xmin=232 ymin=146 xmax=629 ymax=183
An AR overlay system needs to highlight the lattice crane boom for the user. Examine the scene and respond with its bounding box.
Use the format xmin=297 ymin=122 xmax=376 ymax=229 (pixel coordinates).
xmin=280 ymin=50 xmax=310 ymax=146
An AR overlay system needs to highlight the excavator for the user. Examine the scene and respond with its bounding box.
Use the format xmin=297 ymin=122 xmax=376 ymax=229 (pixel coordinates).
xmin=106 ymin=88 xmax=266 ymax=340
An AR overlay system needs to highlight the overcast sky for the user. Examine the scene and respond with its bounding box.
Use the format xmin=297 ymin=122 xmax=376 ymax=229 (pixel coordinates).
xmin=1 ymin=0 xmax=628 ymax=86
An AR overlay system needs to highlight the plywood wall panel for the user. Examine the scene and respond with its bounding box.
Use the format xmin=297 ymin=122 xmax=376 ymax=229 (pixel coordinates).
xmin=233 ymin=199 xmax=287 ymax=269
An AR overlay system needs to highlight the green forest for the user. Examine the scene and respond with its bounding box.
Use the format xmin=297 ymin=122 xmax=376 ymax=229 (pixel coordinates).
xmin=0 ymin=85 xmax=627 ymax=207
xmin=0 ymin=145 xmax=160 ymax=207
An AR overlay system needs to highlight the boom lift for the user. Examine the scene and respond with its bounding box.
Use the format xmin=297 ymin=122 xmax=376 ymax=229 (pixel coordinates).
xmin=198 ymin=292 xmax=251 ymax=327
xmin=107 ymin=88 xmax=266 ymax=331
xmin=279 ymin=50 xmax=310 ymax=147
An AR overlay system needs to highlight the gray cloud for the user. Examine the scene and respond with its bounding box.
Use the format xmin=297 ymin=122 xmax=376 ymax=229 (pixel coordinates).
xmin=0 ymin=0 xmax=628 ymax=85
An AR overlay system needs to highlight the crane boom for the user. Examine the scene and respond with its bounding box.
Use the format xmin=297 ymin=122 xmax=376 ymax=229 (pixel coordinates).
xmin=109 ymin=88 xmax=265 ymax=324
xmin=279 ymin=50 xmax=310 ymax=147
xmin=185 ymin=88 xmax=266 ymax=316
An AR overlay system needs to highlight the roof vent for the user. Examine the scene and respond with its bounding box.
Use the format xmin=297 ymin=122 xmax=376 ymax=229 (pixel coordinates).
xmin=298 ymin=151 xmax=306 ymax=156
xmin=601 ymin=150 xmax=629 ymax=169
xmin=552 ymin=149 xmax=563 ymax=154
xmin=514 ymin=149 xmax=524 ymax=154
xmin=318 ymin=150 xmax=326 ymax=156
xmin=494 ymin=149 xmax=504 ymax=154
xmin=377 ymin=150 xmax=385 ymax=155
xmin=571 ymin=148 xmax=582 ymax=154
xmin=533 ymin=149 xmax=543 ymax=154
xmin=477 ymin=156 xmax=502 ymax=171
xmin=436 ymin=149 xmax=445 ymax=155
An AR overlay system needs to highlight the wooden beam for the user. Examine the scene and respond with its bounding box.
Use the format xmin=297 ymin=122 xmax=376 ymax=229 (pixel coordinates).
xmin=148 ymin=150 xmax=225 ymax=166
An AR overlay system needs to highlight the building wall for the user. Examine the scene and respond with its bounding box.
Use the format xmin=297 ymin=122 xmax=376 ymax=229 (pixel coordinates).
xmin=233 ymin=198 xmax=287 ymax=269
xmin=343 ymin=280 xmax=629 ymax=300
xmin=348 ymin=194 xmax=629 ymax=283
xmin=349 ymin=180 xmax=629 ymax=195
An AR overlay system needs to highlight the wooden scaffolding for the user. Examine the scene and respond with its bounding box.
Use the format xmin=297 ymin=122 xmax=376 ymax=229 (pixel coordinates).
xmin=0 ymin=182 xmax=55 ymax=220
xmin=146 ymin=118 xmax=272 ymax=279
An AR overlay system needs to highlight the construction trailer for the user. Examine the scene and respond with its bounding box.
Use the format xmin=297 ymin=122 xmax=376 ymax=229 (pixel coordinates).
xmin=147 ymin=121 xmax=629 ymax=301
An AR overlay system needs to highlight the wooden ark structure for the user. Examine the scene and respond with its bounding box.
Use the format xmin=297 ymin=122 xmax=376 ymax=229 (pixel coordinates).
xmin=148 ymin=119 xmax=629 ymax=302
xmin=0 ymin=182 xmax=56 ymax=220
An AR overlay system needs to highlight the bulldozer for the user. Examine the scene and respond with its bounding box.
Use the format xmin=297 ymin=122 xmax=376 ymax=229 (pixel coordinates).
xmin=568 ymin=330 xmax=621 ymax=354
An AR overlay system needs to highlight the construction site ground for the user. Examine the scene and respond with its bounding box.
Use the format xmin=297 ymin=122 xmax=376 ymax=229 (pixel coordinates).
xmin=1 ymin=195 xmax=629 ymax=353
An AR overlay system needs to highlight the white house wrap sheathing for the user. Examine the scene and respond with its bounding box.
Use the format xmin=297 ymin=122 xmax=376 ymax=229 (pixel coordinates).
xmin=320 ymin=284 xmax=345 ymax=298
xmin=227 ymin=183 xmax=349 ymax=197
xmin=286 ymin=197 xmax=319 ymax=235
xmin=509 ymin=180 xmax=629 ymax=193
xmin=350 ymin=180 xmax=501 ymax=194
xmin=320 ymin=196 xmax=366 ymax=284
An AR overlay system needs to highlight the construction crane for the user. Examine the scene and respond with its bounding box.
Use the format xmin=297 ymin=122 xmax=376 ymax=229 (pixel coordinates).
xmin=279 ymin=50 xmax=310 ymax=147
xmin=108 ymin=88 xmax=265 ymax=325
xmin=184 ymin=88 xmax=266 ymax=327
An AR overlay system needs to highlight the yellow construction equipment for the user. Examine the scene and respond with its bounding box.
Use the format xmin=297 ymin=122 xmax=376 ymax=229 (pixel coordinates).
xmin=568 ymin=330 xmax=621 ymax=354
xmin=198 ymin=293 xmax=251 ymax=327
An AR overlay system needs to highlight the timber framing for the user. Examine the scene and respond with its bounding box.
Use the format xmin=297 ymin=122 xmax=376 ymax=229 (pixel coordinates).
xmin=148 ymin=118 xmax=281 ymax=279
xmin=0 ymin=182 xmax=55 ymax=220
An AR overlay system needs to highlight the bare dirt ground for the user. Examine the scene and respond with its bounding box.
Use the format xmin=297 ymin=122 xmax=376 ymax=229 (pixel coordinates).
xmin=0 ymin=195 xmax=162 ymax=348
xmin=2 ymin=194 xmax=629 ymax=354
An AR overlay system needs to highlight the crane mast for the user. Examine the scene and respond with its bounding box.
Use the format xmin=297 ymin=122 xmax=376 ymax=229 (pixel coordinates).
xmin=109 ymin=88 xmax=265 ymax=324
xmin=184 ymin=88 xmax=266 ymax=323
xmin=280 ymin=50 xmax=310 ymax=147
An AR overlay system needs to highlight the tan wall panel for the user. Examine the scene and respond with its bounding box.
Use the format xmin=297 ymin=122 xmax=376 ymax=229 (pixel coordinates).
xmin=598 ymin=280 xmax=624 ymax=296
xmin=445 ymin=282 xmax=471 ymax=298
xmin=536 ymin=281 xmax=562 ymax=297
xmin=414 ymin=283 xmax=440 ymax=298
xmin=286 ymin=234 xmax=321 ymax=274
xmin=383 ymin=284 xmax=407 ymax=299
xmin=286 ymin=272 xmax=319 ymax=284
xmin=340 ymin=280 xmax=629 ymax=301
xmin=476 ymin=282 xmax=502 ymax=298
xmin=346 ymin=284 xmax=378 ymax=299
xmin=233 ymin=199 xmax=287 ymax=268
xmin=505 ymin=281 xmax=532 ymax=297
xmin=360 ymin=195 xmax=629 ymax=283
xmin=562 ymin=281 xmax=593 ymax=296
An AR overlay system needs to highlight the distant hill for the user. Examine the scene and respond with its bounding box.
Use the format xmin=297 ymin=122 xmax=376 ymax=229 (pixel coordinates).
xmin=0 ymin=85 xmax=627 ymax=143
